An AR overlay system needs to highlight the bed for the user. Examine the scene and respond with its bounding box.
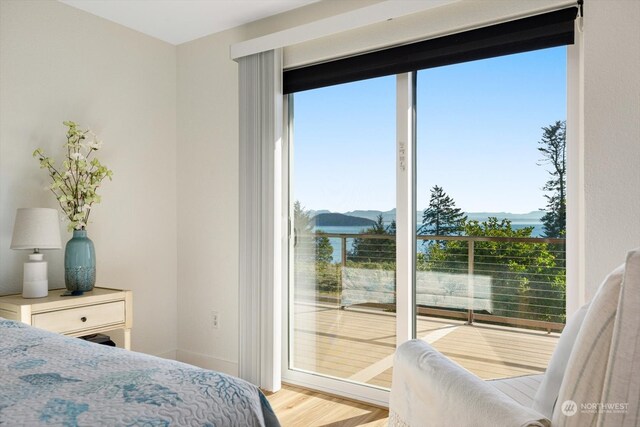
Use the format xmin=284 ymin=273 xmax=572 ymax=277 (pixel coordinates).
xmin=0 ymin=317 xmax=280 ymax=426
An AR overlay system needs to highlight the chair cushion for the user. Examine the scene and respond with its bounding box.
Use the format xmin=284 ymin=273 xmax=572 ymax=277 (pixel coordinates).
xmin=531 ymin=303 xmax=589 ymax=418
xmin=390 ymin=340 xmax=550 ymax=427
xmin=552 ymin=263 xmax=624 ymax=426
xmin=491 ymin=374 xmax=544 ymax=408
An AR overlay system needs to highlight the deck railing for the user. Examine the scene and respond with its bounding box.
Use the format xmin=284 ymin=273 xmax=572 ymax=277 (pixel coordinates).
xmin=294 ymin=232 xmax=566 ymax=332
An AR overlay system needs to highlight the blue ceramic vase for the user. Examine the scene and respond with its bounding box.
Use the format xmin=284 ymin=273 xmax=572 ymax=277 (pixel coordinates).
xmin=64 ymin=229 xmax=96 ymax=295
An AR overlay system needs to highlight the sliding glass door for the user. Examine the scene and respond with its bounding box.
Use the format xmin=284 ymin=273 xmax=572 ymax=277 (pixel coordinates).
xmin=284 ymin=46 xmax=568 ymax=403
xmin=288 ymin=76 xmax=397 ymax=393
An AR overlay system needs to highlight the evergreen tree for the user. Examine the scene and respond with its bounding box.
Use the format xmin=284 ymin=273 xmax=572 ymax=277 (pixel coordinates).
xmin=422 ymin=218 xmax=565 ymax=323
xmin=293 ymin=201 xmax=339 ymax=294
xmin=538 ymin=121 xmax=566 ymax=238
xmin=420 ymin=186 xmax=467 ymax=236
xmin=350 ymin=214 xmax=396 ymax=263
xmin=293 ymin=200 xmax=313 ymax=234
xmin=293 ymin=201 xmax=334 ymax=263
xmin=315 ymin=231 xmax=333 ymax=263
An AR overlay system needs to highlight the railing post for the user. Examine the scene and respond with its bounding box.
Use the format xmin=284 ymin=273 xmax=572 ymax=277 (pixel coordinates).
xmin=467 ymin=240 xmax=474 ymax=325
xmin=340 ymin=236 xmax=347 ymax=309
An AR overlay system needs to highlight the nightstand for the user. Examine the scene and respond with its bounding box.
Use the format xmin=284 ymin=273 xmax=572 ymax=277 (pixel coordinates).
xmin=0 ymin=287 xmax=132 ymax=349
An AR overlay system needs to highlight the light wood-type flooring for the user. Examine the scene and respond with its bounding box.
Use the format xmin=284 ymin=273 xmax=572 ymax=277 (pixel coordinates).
xmin=266 ymin=384 xmax=388 ymax=427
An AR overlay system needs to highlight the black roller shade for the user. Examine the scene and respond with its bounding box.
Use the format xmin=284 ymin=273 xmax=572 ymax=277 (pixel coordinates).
xmin=284 ymin=6 xmax=578 ymax=94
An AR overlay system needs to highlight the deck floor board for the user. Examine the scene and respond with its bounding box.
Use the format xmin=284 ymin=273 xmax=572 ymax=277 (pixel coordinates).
xmin=291 ymin=304 xmax=559 ymax=387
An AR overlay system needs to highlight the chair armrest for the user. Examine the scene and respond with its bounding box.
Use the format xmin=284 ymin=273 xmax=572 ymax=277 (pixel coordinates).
xmin=390 ymin=340 xmax=550 ymax=427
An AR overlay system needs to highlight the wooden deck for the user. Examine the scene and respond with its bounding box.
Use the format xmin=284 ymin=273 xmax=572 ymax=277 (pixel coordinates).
xmin=291 ymin=303 xmax=559 ymax=389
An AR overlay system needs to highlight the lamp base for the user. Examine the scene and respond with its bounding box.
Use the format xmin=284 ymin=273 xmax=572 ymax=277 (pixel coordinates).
xmin=22 ymin=253 xmax=48 ymax=298
xmin=22 ymin=280 xmax=48 ymax=298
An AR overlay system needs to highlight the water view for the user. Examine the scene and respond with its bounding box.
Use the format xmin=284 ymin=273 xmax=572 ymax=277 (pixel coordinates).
xmin=312 ymin=212 xmax=545 ymax=262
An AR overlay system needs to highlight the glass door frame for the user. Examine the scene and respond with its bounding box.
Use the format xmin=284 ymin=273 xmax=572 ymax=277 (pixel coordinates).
xmin=280 ymin=73 xmax=416 ymax=407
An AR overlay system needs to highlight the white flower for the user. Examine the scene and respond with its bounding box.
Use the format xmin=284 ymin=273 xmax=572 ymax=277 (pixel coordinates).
xmin=34 ymin=121 xmax=112 ymax=230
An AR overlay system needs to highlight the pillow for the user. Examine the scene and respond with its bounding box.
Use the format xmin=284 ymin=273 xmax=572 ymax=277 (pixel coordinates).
xmin=598 ymin=248 xmax=640 ymax=427
xmin=552 ymin=263 xmax=624 ymax=426
xmin=532 ymin=303 xmax=589 ymax=418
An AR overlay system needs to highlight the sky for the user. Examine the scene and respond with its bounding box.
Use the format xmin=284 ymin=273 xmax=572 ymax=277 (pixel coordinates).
xmin=292 ymin=46 xmax=567 ymax=214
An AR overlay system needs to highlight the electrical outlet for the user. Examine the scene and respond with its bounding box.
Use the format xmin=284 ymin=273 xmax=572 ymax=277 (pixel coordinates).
xmin=212 ymin=311 xmax=219 ymax=329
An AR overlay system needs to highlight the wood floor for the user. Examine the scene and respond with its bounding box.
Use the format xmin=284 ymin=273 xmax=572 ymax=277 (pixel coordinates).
xmin=266 ymin=384 xmax=388 ymax=427
xmin=292 ymin=303 xmax=559 ymax=388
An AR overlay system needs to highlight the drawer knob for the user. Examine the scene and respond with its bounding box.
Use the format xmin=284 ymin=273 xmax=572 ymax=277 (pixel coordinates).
xmin=81 ymin=316 xmax=87 ymax=322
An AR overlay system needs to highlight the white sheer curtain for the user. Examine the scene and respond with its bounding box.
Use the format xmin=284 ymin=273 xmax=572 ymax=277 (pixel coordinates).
xmin=237 ymin=49 xmax=283 ymax=392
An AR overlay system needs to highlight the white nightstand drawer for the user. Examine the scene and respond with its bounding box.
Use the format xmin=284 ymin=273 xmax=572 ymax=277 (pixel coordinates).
xmin=0 ymin=288 xmax=132 ymax=349
xmin=32 ymin=301 xmax=125 ymax=334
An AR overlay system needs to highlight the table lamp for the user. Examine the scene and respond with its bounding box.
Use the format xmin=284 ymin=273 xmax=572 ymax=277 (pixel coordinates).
xmin=10 ymin=208 xmax=62 ymax=298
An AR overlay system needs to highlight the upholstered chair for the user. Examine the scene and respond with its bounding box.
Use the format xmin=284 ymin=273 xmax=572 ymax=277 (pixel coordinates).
xmin=389 ymin=248 xmax=640 ymax=427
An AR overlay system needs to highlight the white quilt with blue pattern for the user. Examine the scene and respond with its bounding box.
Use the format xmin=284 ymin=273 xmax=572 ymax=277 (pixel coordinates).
xmin=0 ymin=318 xmax=280 ymax=427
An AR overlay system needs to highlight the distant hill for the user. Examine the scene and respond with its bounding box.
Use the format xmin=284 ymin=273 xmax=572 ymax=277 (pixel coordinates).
xmin=307 ymin=209 xmax=544 ymax=228
xmin=339 ymin=209 xmax=544 ymax=223
xmin=344 ymin=209 xmax=396 ymax=223
xmin=312 ymin=213 xmax=376 ymax=227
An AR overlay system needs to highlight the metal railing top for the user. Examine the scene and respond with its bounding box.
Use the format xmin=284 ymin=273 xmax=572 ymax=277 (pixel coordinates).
xmin=303 ymin=232 xmax=565 ymax=245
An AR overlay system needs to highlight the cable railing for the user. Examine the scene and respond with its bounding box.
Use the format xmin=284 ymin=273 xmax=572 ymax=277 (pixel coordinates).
xmin=294 ymin=232 xmax=566 ymax=332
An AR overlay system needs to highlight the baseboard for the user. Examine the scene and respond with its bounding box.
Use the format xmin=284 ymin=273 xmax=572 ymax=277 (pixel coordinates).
xmin=176 ymin=349 xmax=239 ymax=376
xmin=154 ymin=349 xmax=178 ymax=360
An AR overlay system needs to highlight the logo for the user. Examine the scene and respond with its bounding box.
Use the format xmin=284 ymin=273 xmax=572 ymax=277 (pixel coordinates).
xmin=562 ymin=400 xmax=578 ymax=417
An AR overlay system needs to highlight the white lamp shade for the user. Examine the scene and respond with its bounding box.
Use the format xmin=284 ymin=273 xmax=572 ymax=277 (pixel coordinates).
xmin=10 ymin=208 xmax=62 ymax=250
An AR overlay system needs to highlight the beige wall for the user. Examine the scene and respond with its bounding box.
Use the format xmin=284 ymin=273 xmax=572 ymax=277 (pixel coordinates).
xmin=583 ymin=0 xmax=640 ymax=296
xmin=176 ymin=28 xmax=243 ymax=373
xmin=176 ymin=0 xmax=640 ymax=373
xmin=0 ymin=0 xmax=178 ymax=357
